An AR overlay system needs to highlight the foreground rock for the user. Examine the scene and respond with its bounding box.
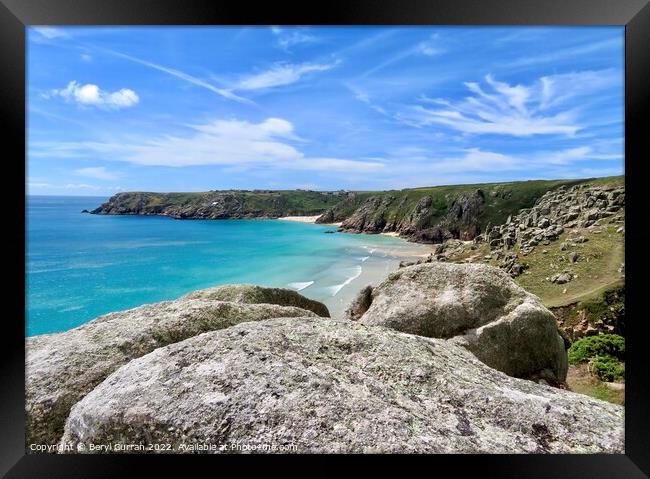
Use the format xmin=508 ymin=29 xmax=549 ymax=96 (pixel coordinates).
xmin=183 ymin=284 xmax=330 ymax=317
xmin=26 ymin=298 xmax=319 ymax=446
xmin=351 ymin=262 xmax=567 ymax=384
xmin=61 ymin=318 xmax=623 ymax=453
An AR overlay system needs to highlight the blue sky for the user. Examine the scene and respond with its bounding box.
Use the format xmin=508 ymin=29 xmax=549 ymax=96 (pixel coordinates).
xmin=27 ymin=26 xmax=624 ymax=195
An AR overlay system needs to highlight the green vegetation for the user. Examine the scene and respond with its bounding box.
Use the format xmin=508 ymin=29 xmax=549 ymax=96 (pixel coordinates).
xmin=567 ymin=363 xmax=624 ymax=404
xmin=568 ymin=334 xmax=625 ymax=365
xmin=345 ymin=178 xmax=596 ymax=232
xmin=581 ymin=284 xmax=625 ymax=325
xmin=94 ymin=190 xmax=349 ymax=217
xmin=590 ymin=355 xmax=625 ymax=382
xmin=514 ymin=224 xmax=624 ymax=307
xmin=96 ymin=176 xmax=624 ymax=231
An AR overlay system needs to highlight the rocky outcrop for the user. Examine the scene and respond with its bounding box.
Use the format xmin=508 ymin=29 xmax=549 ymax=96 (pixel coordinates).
xmin=351 ymin=262 xmax=568 ymax=384
xmin=314 ymin=192 xmax=363 ymax=224
xmin=405 ymin=190 xmax=485 ymax=243
xmin=480 ymin=184 xmax=624 ymax=255
xmin=61 ymin=317 xmax=623 ymax=453
xmin=91 ymin=190 xmax=343 ymax=219
xmin=336 ymin=190 xmax=486 ymax=243
xmin=338 ymin=195 xmax=396 ymax=233
xmin=552 ymin=284 xmax=625 ymax=341
xmin=182 ymin=284 xmax=330 ymax=317
xmin=26 ymin=296 xmax=323 ymax=446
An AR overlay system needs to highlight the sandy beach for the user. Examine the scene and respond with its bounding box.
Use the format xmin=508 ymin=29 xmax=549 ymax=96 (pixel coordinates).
xmin=277 ymin=216 xmax=342 ymax=226
xmin=277 ymin=215 xmax=320 ymax=223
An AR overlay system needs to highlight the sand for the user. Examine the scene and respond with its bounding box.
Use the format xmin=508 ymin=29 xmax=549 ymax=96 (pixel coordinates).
xmin=276 ymin=216 xmax=320 ymax=223
xmin=277 ymin=216 xmax=342 ymax=226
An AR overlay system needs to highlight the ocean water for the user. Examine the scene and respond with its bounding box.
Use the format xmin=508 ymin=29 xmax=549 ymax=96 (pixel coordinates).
xmin=26 ymin=196 xmax=431 ymax=336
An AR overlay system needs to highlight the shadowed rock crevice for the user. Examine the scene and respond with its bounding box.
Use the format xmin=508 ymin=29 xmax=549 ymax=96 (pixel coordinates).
xmin=182 ymin=284 xmax=330 ymax=318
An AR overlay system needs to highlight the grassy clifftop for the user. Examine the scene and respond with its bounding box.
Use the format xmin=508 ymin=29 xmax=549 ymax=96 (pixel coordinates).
xmin=319 ymin=176 xmax=623 ymax=242
xmin=92 ymin=177 xmax=623 ymax=243
xmin=91 ymin=190 xmax=348 ymax=219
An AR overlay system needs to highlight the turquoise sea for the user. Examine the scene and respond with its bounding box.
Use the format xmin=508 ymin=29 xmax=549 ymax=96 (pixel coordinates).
xmin=26 ymin=196 xmax=430 ymax=336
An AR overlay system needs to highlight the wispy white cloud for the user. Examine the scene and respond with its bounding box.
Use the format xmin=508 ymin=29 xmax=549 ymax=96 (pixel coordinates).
xmin=345 ymin=83 xmax=388 ymax=115
xmin=270 ymin=27 xmax=318 ymax=51
xmin=106 ymin=49 xmax=253 ymax=104
xmin=507 ymin=37 xmax=622 ymax=68
xmin=32 ymin=26 xmax=69 ymax=39
xmin=416 ymin=34 xmax=444 ymax=56
xmin=74 ymin=166 xmax=120 ymax=180
xmin=64 ymin=183 xmax=110 ymax=191
xmin=47 ymin=81 xmax=139 ymax=110
xmin=27 ymin=182 xmax=52 ymax=189
xmin=361 ymin=34 xmax=444 ymax=78
xmin=399 ymin=73 xmax=592 ymax=136
xmin=402 ymin=69 xmax=622 ymax=137
xmin=538 ymin=69 xmax=621 ymax=110
xmin=386 ymin=145 xmax=622 ymax=176
xmin=30 ymin=117 xmax=385 ymax=173
xmin=233 ymin=61 xmax=339 ymax=91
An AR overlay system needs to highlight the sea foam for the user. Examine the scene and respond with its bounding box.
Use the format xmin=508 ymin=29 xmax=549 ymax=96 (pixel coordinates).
xmin=327 ymin=265 xmax=363 ymax=297
xmin=287 ymin=281 xmax=315 ymax=291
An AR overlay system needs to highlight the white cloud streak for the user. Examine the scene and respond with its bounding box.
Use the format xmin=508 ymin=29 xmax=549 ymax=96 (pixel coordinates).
xmin=33 ymin=26 xmax=68 ymax=39
xmin=74 ymin=166 xmax=120 ymax=180
xmin=507 ymin=37 xmax=622 ymax=68
xmin=233 ymin=62 xmax=339 ymax=91
xmin=399 ymin=71 xmax=622 ymax=137
xmin=30 ymin=117 xmax=385 ymax=173
xmin=106 ymin=50 xmax=254 ymax=104
xmin=270 ymin=28 xmax=318 ymax=51
xmin=361 ymin=34 xmax=444 ymax=78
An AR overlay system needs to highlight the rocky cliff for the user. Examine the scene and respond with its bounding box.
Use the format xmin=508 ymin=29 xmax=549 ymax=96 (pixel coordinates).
xmin=90 ymin=178 xmax=621 ymax=245
xmin=91 ymin=190 xmax=346 ymax=219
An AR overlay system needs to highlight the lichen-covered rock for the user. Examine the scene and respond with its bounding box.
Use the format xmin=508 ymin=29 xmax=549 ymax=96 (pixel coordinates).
xmin=61 ymin=317 xmax=623 ymax=454
xmin=355 ymin=262 xmax=568 ymax=383
xmin=182 ymin=284 xmax=330 ymax=317
xmin=26 ymin=299 xmax=317 ymax=446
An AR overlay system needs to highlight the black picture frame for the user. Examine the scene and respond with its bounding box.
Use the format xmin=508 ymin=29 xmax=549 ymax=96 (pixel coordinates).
xmin=3 ymin=0 xmax=649 ymax=477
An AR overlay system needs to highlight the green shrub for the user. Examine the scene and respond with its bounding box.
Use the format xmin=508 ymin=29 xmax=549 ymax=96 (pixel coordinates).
xmin=568 ymin=334 xmax=625 ymax=365
xmin=590 ymin=355 xmax=625 ymax=382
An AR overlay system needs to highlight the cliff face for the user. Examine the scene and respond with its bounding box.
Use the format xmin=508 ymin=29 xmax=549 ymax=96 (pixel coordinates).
xmin=91 ymin=177 xmax=622 ymax=244
xmin=337 ymin=189 xmax=486 ymax=242
xmin=91 ymin=190 xmax=345 ymax=219
xmin=322 ymin=178 xmax=609 ymax=243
